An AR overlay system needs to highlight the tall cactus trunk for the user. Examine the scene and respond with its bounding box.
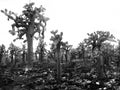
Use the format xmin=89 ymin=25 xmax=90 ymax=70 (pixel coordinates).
xmin=14 ymin=52 xmax=17 ymax=67
xmin=26 ymin=21 xmax=34 ymax=69
xmin=99 ymin=55 xmax=105 ymax=78
xmin=27 ymin=35 xmax=33 ymax=68
xmin=35 ymin=52 xmax=38 ymax=61
xmin=22 ymin=50 xmax=26 ymax=65
xmin=39 ymin=47 xmax=43 ymax=62
xmin=0 ymin=48 xmax=4 ymax=64
xmin=26 ymin=30 xmax=33 ymax=69
xmin=41 ymin=48 xmax=43 ymax=62
xmin=56 ymin=42 xmax=61 ymax=84
xmin=0 ymin=53 xmax=3 ymax=65
xmin=93 ymin=48 xmax=105 ymax=80
xmin=82 ymin=50 xmax=85 ymax=66
xmin=97 ymin=50 xmax=105 ymax=80
xmin=10 ymin=52 xmax=14 ymax=66
xmin=65 ymin=50 xmax=68 ymax=64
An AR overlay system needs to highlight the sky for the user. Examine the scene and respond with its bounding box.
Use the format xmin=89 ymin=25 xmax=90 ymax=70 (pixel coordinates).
xmin=0 ymin=0 xmax=120 ymax=50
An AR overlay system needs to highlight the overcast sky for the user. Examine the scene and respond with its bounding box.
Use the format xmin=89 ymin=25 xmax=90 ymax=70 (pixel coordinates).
xmin=0 ymin=0 xmax=120 ymax=50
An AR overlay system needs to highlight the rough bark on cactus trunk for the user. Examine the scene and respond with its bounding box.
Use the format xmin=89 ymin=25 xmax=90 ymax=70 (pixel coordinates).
xmin=26 ymin=23 xmax=34 ymax=68
xmin=56 ymin=42 xmax=61 ymax=84
xmin=26 ymin=35 xmax=33 ymax=67
xmin=97 ymin=55 xmax=105 ymax=79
